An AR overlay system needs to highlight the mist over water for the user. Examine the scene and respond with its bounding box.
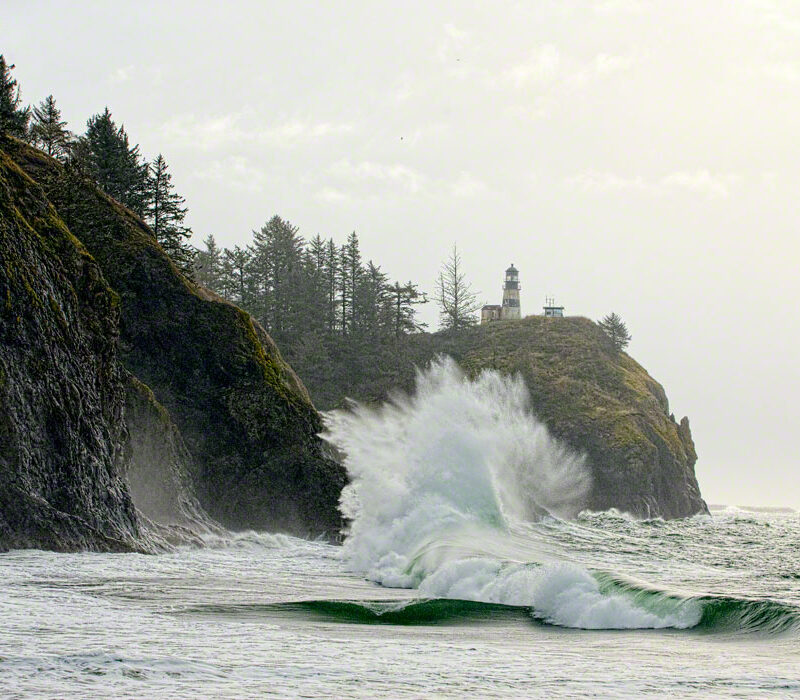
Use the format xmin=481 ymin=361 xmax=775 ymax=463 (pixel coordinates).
xmin=324 ymin=358 xmax=706 ymax=629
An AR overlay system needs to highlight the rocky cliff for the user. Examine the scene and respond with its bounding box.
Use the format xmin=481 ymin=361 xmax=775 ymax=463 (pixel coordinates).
xmin=5 ymin=139 xmax=346 ymax=540
xmin=0 ymin=150 xmax=144 ymax=552
xmin=407 ymin=317 xmax=707 ymax=519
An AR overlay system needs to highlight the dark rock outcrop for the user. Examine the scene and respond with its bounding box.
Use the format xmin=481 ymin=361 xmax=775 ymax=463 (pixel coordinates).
xmin=406 ymin=317 xmax=707 ymax=519
xmin=123 ymin=374 xmax=220 ymax=544
xmin=7 ymin=140 xmax=346 ymax=539
xmin=0 ymin=150 xmax=145 ymax=552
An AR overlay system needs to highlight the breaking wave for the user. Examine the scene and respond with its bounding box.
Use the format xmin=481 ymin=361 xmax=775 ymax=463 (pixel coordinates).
xmin=323 ymin=358 xmax=799 ymax=633
xmin=267 ymin=594 xmax=800 ymax=634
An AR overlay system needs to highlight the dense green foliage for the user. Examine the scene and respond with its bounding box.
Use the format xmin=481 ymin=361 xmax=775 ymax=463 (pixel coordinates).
xmin=146 ymin=154 xmax=194 ymax=274
xmin=69 ymin=109 xmax=196 ymax=273
xmin=80 ymin=108 xmax=149 ymax=215
xmin=195 ymin=219 xmax=427 ymax=408
xmin=1 ymin=57 xmax=196 ymax=274
xmin=0 ymin=56 xmax=30 ymax=139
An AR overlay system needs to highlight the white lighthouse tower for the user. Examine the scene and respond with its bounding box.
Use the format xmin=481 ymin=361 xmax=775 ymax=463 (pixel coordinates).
xmin=501 ymin=264 xmax=521 ymax=320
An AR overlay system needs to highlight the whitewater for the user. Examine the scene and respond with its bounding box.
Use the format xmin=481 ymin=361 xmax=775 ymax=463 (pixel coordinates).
xmin=1 ymin=359 xmax=799 ymax=697
xmin=325 ymin=358 xmax=700 ymax=630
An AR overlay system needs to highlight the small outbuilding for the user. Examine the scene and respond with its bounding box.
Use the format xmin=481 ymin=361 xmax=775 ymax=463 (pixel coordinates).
xmin=481 ymin=304 xmax=502 ymax=324
xmin=543 ymin=296 xmax=564 ymax=318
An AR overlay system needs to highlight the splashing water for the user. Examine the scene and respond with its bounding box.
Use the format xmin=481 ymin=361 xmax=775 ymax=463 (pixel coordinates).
xmin=323 ymin=358 xmax=703 ymax=629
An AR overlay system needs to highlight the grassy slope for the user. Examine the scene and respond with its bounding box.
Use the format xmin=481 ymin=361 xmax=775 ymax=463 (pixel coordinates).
xmin=408 ymin=316 xmax=705 ymax=518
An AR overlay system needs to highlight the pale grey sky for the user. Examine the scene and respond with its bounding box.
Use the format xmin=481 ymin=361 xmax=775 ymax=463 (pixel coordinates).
xmin=4 ymin=0 xmax=800 ymax=507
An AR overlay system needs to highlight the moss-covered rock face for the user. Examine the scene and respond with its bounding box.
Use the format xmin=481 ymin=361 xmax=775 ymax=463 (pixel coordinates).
xmin=407 ymin=317 xmax=707 ymax=519
xmin=6 ymin=140 xmax=346 ymax=538
xmin=0 ymin=144 xmax=145 ymax=552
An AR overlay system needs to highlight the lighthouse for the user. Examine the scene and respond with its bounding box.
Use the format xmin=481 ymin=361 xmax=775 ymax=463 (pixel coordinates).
xmin=480 ymin=264 xmax=523 ymax=323
xmin=501 ymin=264 xmax=521 ymax=320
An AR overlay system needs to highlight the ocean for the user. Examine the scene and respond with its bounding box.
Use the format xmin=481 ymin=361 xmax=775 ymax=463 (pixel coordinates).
xmin=1 ymin=361 xmax=798 ymax=698
xmin=1 ymin=509 xmax=798 ymax=698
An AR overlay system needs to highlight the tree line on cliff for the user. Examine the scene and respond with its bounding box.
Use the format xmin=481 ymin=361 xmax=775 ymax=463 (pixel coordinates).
xmin=0 ymin=53 xmax=439 ymax=407
xmin=1 ymin=52 xmax=629 ymax=409
xmin=194 ymin=223 xmax=429 ymax=407
xmin=1 ymin=55 xmax=194 ymax=274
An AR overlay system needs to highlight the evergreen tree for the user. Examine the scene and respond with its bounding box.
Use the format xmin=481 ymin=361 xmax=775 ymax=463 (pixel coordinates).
xmin=598 ymin=312 xmax=632 ymax=351
xmin=64 ymin=133 xmax=94 ymax=174
xmin=221 ymin=245 xmax=253 ymax=305
xmin=145 ymin=154 xmax=194 ymax=274
xmin=388 ymin=281 xmax=428 ymax=337
xmin=355 ymin=261 xmax=389 ymax=336
xmin=339 ymin=231 xmax=363 ymax=333
xmin=322 ymin=238 xmax=340 ymax=333
xmin=30 ymin=95 xmax=70 ymax=158
xmin=84 ymin=108 xmax=148 ymax=215
xmin=247 ymin=226 xmax=269 ymax=324
xmin=194 ymin=234 xmax=224 ymax=291
xmin=249 ymin=216 xmax=305 ymax=341
xmin=301 ymin=236 xmax=330 ymax=337
xmin=0 ymin=55 xmax=30 ymax=139
xmin=308 ymin=234 xmax=326 ymax=275
xmin=435 ymin=244 xmax=480 ymax=331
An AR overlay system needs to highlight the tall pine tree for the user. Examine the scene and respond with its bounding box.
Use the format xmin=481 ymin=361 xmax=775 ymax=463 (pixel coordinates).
xmin=356 ymin=261 xmax=390 ymax=337
xmin=339 ymin=231 xmax=363 ymax=333
xmin=435 ymin=244 xmax=480 ymax=332
xmin=322 ymin=238 xmax=340 ymax=333
xmin=249 ymin=216 xmax=306 ymax=341
xmin=145 ymin=154 xmax=194 ymax=274
xmin=388 ymin=281 xmax=427 ymax=337
xmin=598 ymin=312 xmax=632 ymax=351
xmin=221 ymin=245 xmax=253 ymax=306
xmin=0 ymin=55 xmax=30 ymax=139
xmin=30 ymin=95 xmax=70 ymax=158
xmin=83 ymin=108 xmax=148 ymax=216
xmin=194 ymin=234 xmax=224 ymax=291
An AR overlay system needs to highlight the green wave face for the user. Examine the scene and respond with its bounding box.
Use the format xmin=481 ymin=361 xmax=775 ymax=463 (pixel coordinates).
xmin=210 ymin=593 xmax=800 ymax=635
xmin=695 ymin=598 xmax=800 ymax=635
xmin=594 ymin=573 xmax=800 ymax=636
xmin=279 ymin=599 xmax=530 ymax=625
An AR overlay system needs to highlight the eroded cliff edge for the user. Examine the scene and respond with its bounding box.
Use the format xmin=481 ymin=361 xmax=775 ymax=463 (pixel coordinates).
xmin=0 ymin=151 xmax=144 ymax=551
xmin=406 ymin=317 xmax=707 ymax=519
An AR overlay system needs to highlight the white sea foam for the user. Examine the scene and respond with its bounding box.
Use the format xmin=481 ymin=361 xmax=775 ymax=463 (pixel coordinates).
xmin=324 ymin=357 xmax=702 ymax=630
xmin=199 ymin=530 xmax=296 ymax=550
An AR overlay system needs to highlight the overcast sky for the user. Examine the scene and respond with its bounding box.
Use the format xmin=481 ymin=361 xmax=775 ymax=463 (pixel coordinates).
xmin=5 ymin=0 xmax=800 ymax=507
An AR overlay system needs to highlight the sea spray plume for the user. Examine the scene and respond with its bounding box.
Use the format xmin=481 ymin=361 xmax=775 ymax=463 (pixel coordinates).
xmin=322 ymin=360 xmax=702 ymax=629
xmin=323 ymin=357 xmax=592 ymax=585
